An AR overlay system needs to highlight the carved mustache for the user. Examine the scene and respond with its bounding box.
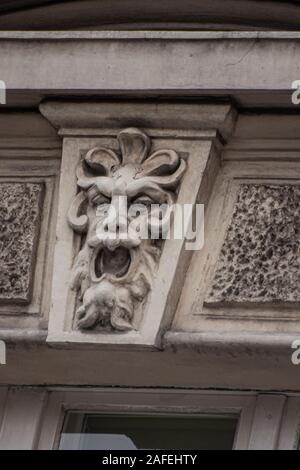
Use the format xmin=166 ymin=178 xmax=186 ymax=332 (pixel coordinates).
xmin=88 ymin=226 xmax=141 ymax=250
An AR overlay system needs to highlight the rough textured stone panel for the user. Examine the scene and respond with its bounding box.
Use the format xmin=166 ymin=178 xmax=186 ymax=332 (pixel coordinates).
xmin=0 ymin=182 xmax=43 ymax=303
xmin=206 ymin=184 xmax=300 ymax=304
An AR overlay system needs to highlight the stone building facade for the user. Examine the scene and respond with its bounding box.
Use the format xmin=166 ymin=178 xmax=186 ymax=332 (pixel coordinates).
xmin=0 ymin=1 xmax=300 ymax=450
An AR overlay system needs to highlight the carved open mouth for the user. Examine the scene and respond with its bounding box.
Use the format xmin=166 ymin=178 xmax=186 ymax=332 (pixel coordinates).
xmin=94 ymin=246 xmax=131 ymax=279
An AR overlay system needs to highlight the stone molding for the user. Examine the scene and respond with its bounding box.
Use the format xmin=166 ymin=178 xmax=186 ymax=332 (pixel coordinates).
xmin=0 ymin=32 xmax=299 ymax=108
xmin=0 ymin=152 xmax=60 ymax=334
xmin=172 ymin=160 xmax=300 ymax=343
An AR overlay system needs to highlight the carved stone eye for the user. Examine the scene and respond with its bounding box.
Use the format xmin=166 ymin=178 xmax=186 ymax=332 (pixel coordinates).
xmin=131 ymin=195 xmax=155 ymax=209
xmin=92 ymin=194 xmax=111 ymax=206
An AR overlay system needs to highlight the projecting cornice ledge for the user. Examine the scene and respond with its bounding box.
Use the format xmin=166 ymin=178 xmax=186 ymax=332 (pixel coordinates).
xmin=0 ymin=32 xmax=299 ymax=107
xmin=39 ymin=101 xmax=237 ymax=143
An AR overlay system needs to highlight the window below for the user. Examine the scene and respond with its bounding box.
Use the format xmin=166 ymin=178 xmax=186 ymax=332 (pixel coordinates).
xmin=59 ymin=412 xmax=238 ymax=450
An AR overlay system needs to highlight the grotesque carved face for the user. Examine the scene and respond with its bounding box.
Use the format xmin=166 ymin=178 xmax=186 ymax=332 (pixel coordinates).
xmin=68 ymin=128 xmax=186 ymax=332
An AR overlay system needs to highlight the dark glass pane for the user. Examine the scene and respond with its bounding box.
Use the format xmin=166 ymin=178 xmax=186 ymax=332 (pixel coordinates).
xmin=60 ymin=412 xmax=238 ymax=450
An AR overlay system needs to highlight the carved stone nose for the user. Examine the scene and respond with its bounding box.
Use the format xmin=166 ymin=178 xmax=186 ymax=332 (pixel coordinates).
xmin=103 ymin=194 xmax=128 ymax=234
xmin=103 ymin=217 xmax=127 ymax=234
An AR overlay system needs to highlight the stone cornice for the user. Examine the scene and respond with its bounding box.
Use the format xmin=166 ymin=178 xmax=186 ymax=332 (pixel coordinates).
xmin=0 ymin=32 xmax=298 ymax=108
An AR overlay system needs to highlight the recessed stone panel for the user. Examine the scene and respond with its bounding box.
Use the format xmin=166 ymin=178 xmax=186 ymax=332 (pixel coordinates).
xmin=0 ymin=182 xmax=43 ymax=304
xmin=206 ymin=184 xmax=300 ymax=305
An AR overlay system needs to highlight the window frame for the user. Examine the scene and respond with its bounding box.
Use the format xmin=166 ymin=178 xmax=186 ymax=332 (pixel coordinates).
xmin=278 ymin=396 xmax=300 ymax=449
xmin=36 ymin=389 xmax=256 ymax=450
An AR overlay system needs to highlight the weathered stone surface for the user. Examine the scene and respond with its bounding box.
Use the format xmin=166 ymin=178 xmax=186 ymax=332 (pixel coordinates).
xmin=0 ymin=182 xmax=43 ymax=303
xmin=206 ymin=184 xmax=300 ymax=304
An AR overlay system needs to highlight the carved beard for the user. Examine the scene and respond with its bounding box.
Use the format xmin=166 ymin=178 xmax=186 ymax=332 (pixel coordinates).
xmin=71 ymin=241 xmax=160 ymax=331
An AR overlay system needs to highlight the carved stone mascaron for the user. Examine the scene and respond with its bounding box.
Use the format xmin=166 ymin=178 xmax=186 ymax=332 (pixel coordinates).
xmin=68 ymin=128 xmax=186 ymax=332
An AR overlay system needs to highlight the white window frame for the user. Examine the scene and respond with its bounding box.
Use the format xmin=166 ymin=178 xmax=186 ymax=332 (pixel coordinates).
xmin=278 ymin=396 xmax=300 ymax=449
xmin=0 ymin=387 xmax=291 ymax=450
xmin=36 ymin=389 xmax=256 ymax=450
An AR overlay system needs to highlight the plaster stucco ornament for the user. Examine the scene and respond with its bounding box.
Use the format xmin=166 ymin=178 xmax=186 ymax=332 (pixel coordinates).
xmin=67 ymin=128 xmax=186 ymax=332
